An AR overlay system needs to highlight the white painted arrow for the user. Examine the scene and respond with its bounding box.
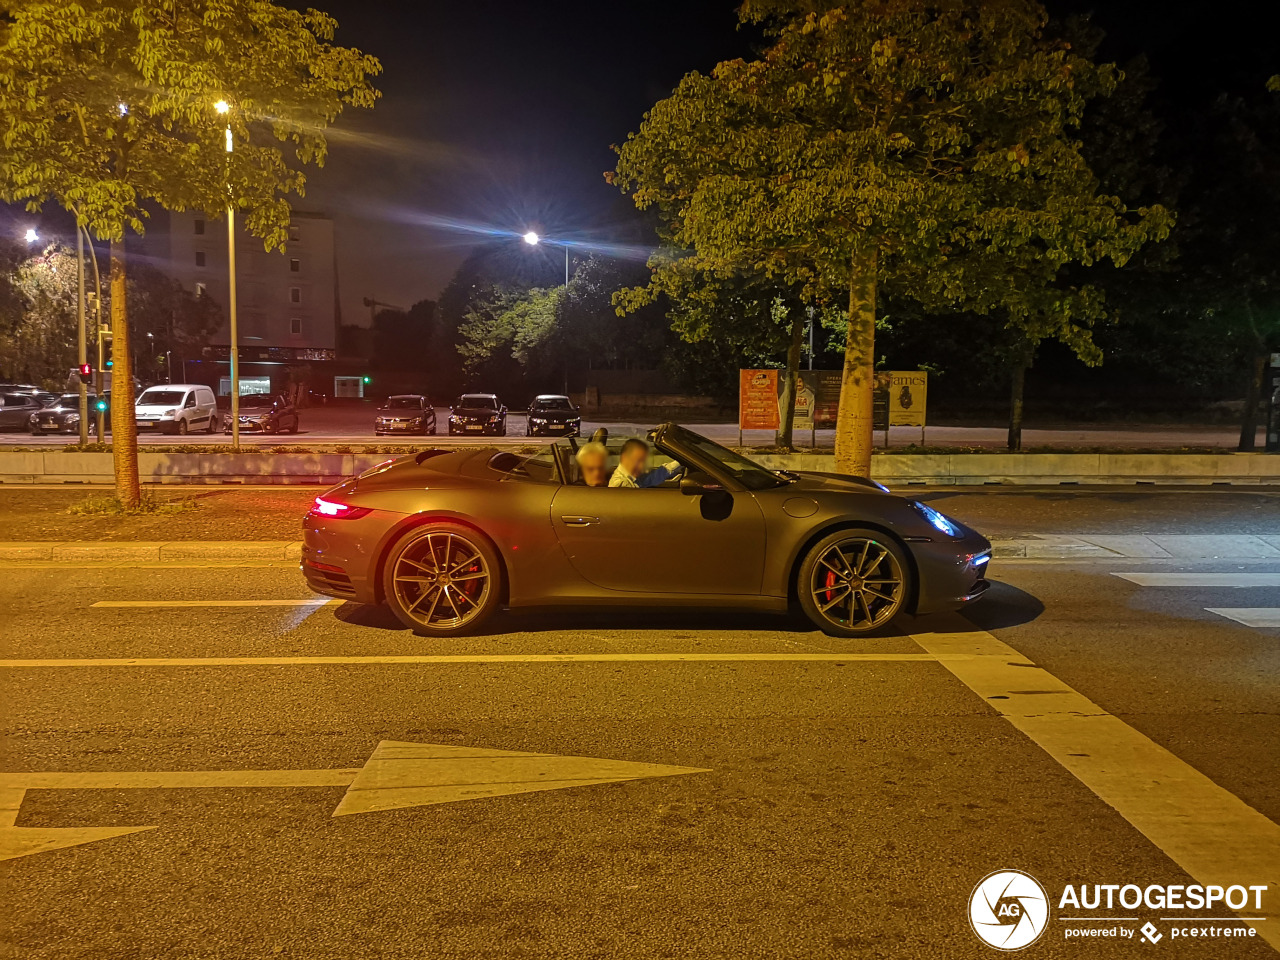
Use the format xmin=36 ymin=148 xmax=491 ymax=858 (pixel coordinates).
xmin=0 ymin=742 xmax=709 ymax=861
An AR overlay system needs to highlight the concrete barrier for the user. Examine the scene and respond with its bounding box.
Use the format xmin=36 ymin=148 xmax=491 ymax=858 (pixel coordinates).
xmin=0 ymin=448 xmax=1276 ymax=485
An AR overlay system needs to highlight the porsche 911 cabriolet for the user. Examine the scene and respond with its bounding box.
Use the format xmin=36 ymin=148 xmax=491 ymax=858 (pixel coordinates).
xmin=301 ymin=424 xmax=991 ymax=637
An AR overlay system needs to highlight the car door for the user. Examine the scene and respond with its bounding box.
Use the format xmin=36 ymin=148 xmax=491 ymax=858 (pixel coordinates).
xmin=0 ymin=395 xmax=34 ymax=430
xmin=548 ymin=483 xmax=767 ymax=596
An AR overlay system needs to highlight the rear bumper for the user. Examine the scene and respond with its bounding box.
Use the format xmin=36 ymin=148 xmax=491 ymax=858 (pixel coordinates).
xmin=300 ymin=509 xmax=400 ymax=605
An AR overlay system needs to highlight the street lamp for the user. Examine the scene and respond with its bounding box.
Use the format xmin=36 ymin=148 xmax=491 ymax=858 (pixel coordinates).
xmin=214 ymin=99 xmax=240 ymax=448
xmin=521 ymin=230 xmax=569 ymax=288
xmin=23 ymin=228 xmax=38 ymax=244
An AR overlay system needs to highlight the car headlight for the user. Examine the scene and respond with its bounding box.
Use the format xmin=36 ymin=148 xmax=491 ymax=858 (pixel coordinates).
xmin=530 ymin=416 xmax=546 ymax=424
xmin=66 ymin=413 xmax=79 ymax=423
xmin=28 ymin=413 xmax=37 ymax=423
xmin=909 ymin=501 xmax=960 ymax=537
xmin=409 ymin=418 xmax=422 ymax=425
xmin=162 ymin=409 xmax=176 ymax=418
xmin=488 ymin=415 xmax=501 ymax=423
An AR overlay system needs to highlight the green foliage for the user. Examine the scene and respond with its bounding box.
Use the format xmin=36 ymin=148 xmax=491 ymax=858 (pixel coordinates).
xmin=0 ymin=0 xmax=382 ymax=248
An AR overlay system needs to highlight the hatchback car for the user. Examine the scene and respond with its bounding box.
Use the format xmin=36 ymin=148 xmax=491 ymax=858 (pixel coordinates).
xmin=28 ymin=394 xmax=108 ymax=435
xmin=0 ymin=393 xmax=45 ymax=431
xmin=448 ymin=393 xmax=506 ymax=436
xmin=526 ymin=395 xmax=581 ymax=437
xmin=225 ymin=393 xmax=299 ymax=434
xmin=135 ymin=384 xmax=218 ymax=434
xmin=375 ymin=395 xmax=436 ymax=435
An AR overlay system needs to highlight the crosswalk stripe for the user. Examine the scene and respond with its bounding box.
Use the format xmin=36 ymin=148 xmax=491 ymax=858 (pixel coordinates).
xmin=1205 ymin=608 xmax=1280 ymax=628
xmin=90 ymin=599 xmax=336 ymax=608
xmin=1114 ymin=573 xmax=1280 ymax=587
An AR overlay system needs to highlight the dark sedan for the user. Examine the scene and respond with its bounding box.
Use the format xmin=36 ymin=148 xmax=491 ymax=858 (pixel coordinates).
xmin=447 ymin=393 xmax=506 ymax=436
xmin=375 ymin=395 xmax=436 ymax=436
xmin=525 ymin=394 xmax=581 ymax=437
xmin=28 ymin=394 xmax=109 ymax=435
xmin=225 ymin=393 xmax=299 ymax=434
xmin=0 ymin=392 xmax=46 ymax=432
xmin=302 ymin=423 xmax=991 ymax=637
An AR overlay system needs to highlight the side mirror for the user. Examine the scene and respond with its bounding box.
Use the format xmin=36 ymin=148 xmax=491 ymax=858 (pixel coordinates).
xmin=680 ymin=476 xmax=724 ymax=497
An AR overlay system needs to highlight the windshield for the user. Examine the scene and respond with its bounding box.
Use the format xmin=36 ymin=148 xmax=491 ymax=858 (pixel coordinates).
xmin=56 ymin=394 xmax=80 ymax=407
xmin=532 ymin=397 xmax=573 ymax=411
xmin=456 ymin=395 xmax=497 ymax=409
xmin=241 ymin=394 xmax=275 ymax=408
xmin=662 ymin=424 xmax=789 ymax=491
xmin=137 ymin=390 xmax=186 ymax=407
xmin=385 ymin=397 xmax=422 ymax=410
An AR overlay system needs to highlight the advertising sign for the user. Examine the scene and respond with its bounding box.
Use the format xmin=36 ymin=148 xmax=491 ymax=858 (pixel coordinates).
xmin=887 ymin=370 xmax=927 ymax=427
xmin=738 ymin=369 xmax=780 ymax=430
xmin=781 ymin=373 xmax=818 ymax=431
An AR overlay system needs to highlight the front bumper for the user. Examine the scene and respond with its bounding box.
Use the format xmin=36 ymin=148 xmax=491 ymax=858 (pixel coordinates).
xmin=911 ymin=530 xmax=993 ymax=615
xmin=449 ymin=420 xmax=502 ymax=435
xmin=225 ymin=419 xmax=273 ymax=433
xmin=529 ymin=420 xmax=580 ymax=436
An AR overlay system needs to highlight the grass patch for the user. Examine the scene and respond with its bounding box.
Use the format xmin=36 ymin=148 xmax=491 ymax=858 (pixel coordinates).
xmin=66 ymin=492 xmax=199 ymax=517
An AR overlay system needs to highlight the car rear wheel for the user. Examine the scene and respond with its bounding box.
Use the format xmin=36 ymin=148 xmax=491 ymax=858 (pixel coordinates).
xmin=796 ymin=528 xmax=910 ymax=637
xmin=206 ymin=413 xmax=216 ymax=434
xmin=383 ymin=523 xmax=502 ymax=637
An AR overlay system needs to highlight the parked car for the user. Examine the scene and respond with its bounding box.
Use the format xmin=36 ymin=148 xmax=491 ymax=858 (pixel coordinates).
xmin=0 ymin=384 xmax=58 ymax=407
xmin=447 ymin=393 xmax=506 ymax=436
xmin=225 ymin=393 xmax=300 ymax=434
xmin=0 ymin=392 xmax=45 ymax=431
xmin=375 ymin=395 xmax=436 ymax=436
xmin=135 ymin=384 xmax=219 ymax=435
xmin=28 ymin=393 xmax=110 ymax=435
xmin=525 ymin=394 xmax=581 ymax=437
xmin=300 ymin=423 xmax=992 ymax=637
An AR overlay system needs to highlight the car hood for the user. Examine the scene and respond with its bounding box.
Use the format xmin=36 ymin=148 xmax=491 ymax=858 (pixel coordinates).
xmin=783 ymin=470 xmax=891 ymax=495
xmin=529 ymin=409 xmax=578 ymax=420
xmin=453 ymin=406 xmax=499 ymax=416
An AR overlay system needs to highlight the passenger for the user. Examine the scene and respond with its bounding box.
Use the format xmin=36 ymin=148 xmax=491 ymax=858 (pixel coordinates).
xmin=575 ymin=441 xmax=610 ymax=487
xmin=609 ymin=438 xmax=683 ymax=488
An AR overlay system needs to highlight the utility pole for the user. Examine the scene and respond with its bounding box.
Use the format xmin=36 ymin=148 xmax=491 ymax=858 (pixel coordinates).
xmin=75 ymin=223 xmax=88 ymax=445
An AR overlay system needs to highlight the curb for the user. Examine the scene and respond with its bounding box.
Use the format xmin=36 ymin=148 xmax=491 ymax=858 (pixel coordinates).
xmin=0 ymin=541 xmax=303 ymax=563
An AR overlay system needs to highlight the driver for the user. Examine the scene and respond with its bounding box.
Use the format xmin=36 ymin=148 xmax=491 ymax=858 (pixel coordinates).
xmin=574 ymin=442 xmax=610 ymax=487
xmin=609 ymin=438 xmax=684 ymax=489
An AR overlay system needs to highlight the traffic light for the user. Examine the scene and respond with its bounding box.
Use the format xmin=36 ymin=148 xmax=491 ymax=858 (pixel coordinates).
xmin=78 ymin=363 xmax=93 ymax=384
xmin=94 ymin=398 xmax=108 ymax=413
xmin=362 ymin=376 xmax=371 ymax=384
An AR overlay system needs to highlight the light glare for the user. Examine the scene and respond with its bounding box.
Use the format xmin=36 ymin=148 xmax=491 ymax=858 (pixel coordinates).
xmin=523 ymin=231 xmax=539 ymax=245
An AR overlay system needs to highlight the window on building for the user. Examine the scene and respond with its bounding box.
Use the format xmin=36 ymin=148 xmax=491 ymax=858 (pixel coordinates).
xmin=290 ymin=258 xmax=300 ymax=272
xmin=288 ymin=225 xmax=300 ymax=242
xmin=290 ymin=316 xmax=302 ymax=335
xmin=194 ymin=218 xmax=205 ymax=235
xmin=195 ymin=282 xmax=207 ymax=298
xmin=195 ymin=251 xmax=206 ymax=267
xmin=290 ymin=287 xmax=301 ymax=304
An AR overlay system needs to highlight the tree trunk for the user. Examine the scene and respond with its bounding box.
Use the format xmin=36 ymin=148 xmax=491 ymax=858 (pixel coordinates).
xmin=1238 ymin=350 xmax=1267 ymax=452
xmin=776 ymin=307 xmax=806 ymax=451
xmin=1007 ymin=348 xmax=1030 ymax=452
xmin=109 ymin=238 xmax=140 ymax=507
xmin=834 ymin=248 xmax=877 ymax=476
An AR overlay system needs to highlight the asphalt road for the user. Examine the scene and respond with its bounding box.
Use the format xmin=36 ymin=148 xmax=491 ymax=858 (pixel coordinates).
xmin=2 ymin=494 xmax=1278 ymax=958
xmin=0 ymin=402 xmax=1265 ymax=448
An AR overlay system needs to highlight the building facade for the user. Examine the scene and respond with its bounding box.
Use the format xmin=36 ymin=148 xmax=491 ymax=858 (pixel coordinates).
xmin=168 ymin=210 xmax=339 ymax=395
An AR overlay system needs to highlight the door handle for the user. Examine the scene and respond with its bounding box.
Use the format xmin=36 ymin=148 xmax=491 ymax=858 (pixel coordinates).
xmin=560 ymin=516 xmax=599 ymax=526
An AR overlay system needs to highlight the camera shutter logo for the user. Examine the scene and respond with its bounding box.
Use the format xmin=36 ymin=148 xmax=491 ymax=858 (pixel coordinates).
xmin=969 ymin=870 xmax=1050 ymax=950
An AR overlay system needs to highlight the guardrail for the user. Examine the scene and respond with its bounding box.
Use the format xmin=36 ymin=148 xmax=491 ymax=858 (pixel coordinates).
xmin=0 ymin=449 xmax=1276 ymax=485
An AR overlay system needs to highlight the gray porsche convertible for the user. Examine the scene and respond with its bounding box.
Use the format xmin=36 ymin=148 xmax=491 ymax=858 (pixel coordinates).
xmin=301 ymin=423 xmax=991 ymax=637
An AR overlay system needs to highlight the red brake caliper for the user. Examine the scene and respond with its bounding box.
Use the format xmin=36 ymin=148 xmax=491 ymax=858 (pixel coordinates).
xmin=824 ymin=569 xmax=837 ymax=604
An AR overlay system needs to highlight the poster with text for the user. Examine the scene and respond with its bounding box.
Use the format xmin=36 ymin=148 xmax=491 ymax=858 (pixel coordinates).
xmin=739 ymin=369 xmax=780 ymax=430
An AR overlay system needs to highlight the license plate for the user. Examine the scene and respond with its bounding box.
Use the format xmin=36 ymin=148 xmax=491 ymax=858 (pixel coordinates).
xmin=465 ymin=425 xmax=482 ymax=431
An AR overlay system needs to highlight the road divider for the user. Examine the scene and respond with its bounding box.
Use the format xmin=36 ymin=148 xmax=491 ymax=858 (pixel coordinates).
xmin=1 ymin=448 xmax=1278 ymax=485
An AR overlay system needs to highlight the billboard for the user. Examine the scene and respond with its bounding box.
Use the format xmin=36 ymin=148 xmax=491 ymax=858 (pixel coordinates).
xmin=738 ymin=369 xmax=780 ymax=430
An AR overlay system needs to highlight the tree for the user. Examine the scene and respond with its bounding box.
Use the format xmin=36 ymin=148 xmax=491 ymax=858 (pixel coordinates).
xmin=0 ymin=0 xmax=380 ymax=503
xmin=613 ymin=0 xmax=1168 ymax=474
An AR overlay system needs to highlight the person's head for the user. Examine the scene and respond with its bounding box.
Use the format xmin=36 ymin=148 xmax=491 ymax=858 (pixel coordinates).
xmin=575 ymin=442 xmax=609 ymax=486
xmin=618 ymin=438 xmax=649 ymax=477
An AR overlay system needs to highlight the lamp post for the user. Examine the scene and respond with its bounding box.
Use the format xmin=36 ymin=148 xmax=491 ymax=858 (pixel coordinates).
xmin=215 ymin=99 xmax=240 ymax=448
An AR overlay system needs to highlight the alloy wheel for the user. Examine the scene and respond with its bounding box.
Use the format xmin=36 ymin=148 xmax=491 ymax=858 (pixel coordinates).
xmin=391 ymin=531 xmax=492 ymax=630
xmin=809 ymin=537 xmax=905 ymax=631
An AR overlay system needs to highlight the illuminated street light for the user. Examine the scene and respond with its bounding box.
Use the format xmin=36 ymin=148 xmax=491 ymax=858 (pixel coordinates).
xmin=214 ymin=100 xmax=230 ymax=114
xmin=521 ymin=229 xmax=568 ymax=287
xmin=23 ymin=228 xmax=38 ymax=244
xmin=523 ymin=231 xmax=539 ymax=245
xmin=214 ymin=98 xmax=241 ymax=448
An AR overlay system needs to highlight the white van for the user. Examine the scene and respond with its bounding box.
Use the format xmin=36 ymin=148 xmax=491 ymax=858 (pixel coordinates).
xmin=134 ymin=384 xmax=219 ymax=435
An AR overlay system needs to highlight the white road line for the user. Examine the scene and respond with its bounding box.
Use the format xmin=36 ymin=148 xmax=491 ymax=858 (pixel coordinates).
xmin=90 ymin=599 xmax=336 ymax=608
xmin=1114 ymin=573 xmax=1280 ymax=587
xmin=911 ymin=615 xmax=1280 ymax=951
xmin=1205 ymin=608 xmax=1280 ymax=628
xmin=0 ymin=652 xmax=973 ymax=668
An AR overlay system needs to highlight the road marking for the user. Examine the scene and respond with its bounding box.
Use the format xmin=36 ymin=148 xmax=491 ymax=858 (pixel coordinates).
xmin=1114 ymin=573 xmax=1280 ymax=587
xmin=0 ymin=652 xmax=975 ymax=668
xmin=90 ymin=599 xmax=335 ymax=608
xmin=1205 ymin=608 xmax=1280 ymax=628
xmin=0 ymin=741 xmax=707 ymax=861
xmin=911 ymin=615 xmax=1280 ymax=952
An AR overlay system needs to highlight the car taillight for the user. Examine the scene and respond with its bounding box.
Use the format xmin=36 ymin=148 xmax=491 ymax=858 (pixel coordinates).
xmin=311 ymin=497 xmax=371 ymax=520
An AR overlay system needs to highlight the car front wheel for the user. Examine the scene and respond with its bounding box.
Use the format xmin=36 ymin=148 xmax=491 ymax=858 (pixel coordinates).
xmin=177 ymin=419 xmax=189 ymax=436
xmin=383 ymin=523 xmax=502 ymax=637
xmin=796 ymin=528 xmax=910 ymax=637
